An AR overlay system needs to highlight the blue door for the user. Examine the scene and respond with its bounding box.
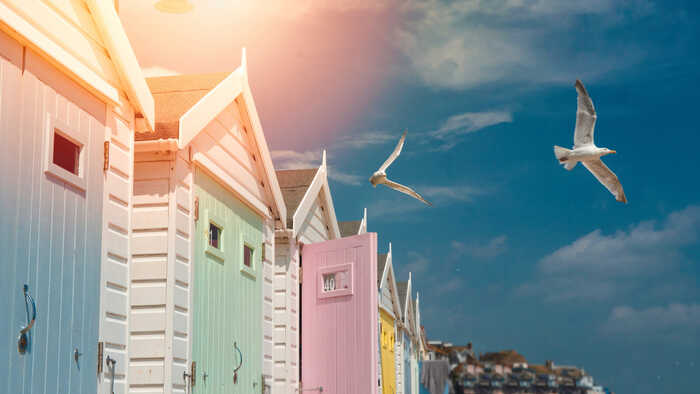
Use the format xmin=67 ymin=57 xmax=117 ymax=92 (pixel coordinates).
xmin=0 ymin=42 xmax=105 ymax=394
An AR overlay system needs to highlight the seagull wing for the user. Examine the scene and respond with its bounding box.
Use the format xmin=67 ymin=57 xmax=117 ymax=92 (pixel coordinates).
xmin=382 ymin=179 xmax=432 ymax=206
xmin=574 ymin=79 xmax=597 ymax=148
xmin=378 ymin=130 xmax=407 ymax=173
xmin=581 ymin=159 xmax=627 ymax=203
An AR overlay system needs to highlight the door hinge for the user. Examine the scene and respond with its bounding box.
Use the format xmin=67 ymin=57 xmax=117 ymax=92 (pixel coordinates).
xmin=103 ymin=141 xmax=110 ymax=171
xmin=97 ymin=341 xmax=104 ymax=374
xmin=194 ymin=197 xmax=199 ymax=221
xmin=299 ymin=266 xmax=303 ymax=284
xmin=184 ymin=361 xmax=196 ymax=386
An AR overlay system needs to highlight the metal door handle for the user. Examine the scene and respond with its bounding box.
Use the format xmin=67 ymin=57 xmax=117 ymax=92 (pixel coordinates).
xmin=106 ymin=355 xmax=117 ymax=394
xmin=18 ymin=285 xmax=36 ymax=354
xmin=300 ymin=387 xmax=323 ymax=392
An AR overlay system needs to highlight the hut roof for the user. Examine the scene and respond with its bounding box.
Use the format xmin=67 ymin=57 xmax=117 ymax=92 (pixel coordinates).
xmin=275 ymin=168 xmax=320 ymax=228
xmin=339 ymin=220 xmax=362 ymax=237
xmin=396 ymin=281 xmax=409 ymax=308
xmin=137 ymin=73 xmax=229 ymax=141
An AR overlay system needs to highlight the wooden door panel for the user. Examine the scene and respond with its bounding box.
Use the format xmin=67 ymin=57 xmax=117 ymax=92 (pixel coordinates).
xmin=301 ymin=233 xmax=378 ymax=394
xmin=192 ymin=168 xmax=262 ymax=393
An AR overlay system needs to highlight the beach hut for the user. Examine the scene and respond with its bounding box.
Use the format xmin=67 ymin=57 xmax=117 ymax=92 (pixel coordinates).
xmin=271 ymin=153 xmax=342 ymax=394
xmin=300 ymin=231 xmax=379 ymax=393
xmin=0 ymin=2 xmax=154 ymax=393
xmin=415 ymin=294 xmax=425 ymax=394
xmin=378 ymin=245 xmax=403 ymax=394
xmin=397 ymin=276 xmax=418 ymax=394
xmin=130 ymin=51 xmax=286 ymax=393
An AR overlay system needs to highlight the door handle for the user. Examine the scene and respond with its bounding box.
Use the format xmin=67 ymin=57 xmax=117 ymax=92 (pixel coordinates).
xmin=18 ymin=284 xmax=36 ymax=354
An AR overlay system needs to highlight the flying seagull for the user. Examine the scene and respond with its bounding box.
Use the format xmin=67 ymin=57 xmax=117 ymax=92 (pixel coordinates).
xmin=554 ymin=80 xmax=627 ymax=203
xmin=369 ymin=131 xmax=432 ymax=206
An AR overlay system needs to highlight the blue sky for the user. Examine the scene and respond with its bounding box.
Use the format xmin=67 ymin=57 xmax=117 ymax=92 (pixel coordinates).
xmin=124 ymin=1 xmax=699 ymax=392
xmin=269 ymin=2 xmax=700 ymax=393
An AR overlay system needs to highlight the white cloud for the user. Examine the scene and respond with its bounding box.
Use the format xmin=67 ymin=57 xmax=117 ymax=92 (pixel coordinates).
xmin=421 ymin=185 xmax=488 ymax=203
xmin=328 ymin=169 xmax=364 ymax=186
xmin=271 ymin=149 xmax=365 ymax=186
xmin=519 ymin=205 xmax=700 ymax=302
xmin=452 ymin=235 xmax=508 ymax=259
xmin=428 ymin=111 xmax=512 ymax=149
xmin=368 ymin=184 xmax=490 ymax=219
xmin=601 ymin=303 xmax=700 ymax=344
xmin=271 ymin=149 xmax=321 ymax=169
xmin=335 ymin=131 xmax=398 ymax=150
xmin=396 ymin=0 xmax=652 ymax=89
xmin=141 ymin=66 xmax=181 ymax=77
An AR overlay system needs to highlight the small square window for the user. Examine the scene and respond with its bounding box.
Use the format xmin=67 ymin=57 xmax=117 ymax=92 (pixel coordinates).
xmin=53 ymin=131 xmax=80 ymax=175
xmin=244 ymin=244 xmax=253 ymax=267
xmin=209 ymin=223 xmax=221 ymax=249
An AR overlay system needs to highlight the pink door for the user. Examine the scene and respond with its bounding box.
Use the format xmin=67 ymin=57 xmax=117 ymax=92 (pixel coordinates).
xmin=301 ymin=233 xmax=378 ymax=394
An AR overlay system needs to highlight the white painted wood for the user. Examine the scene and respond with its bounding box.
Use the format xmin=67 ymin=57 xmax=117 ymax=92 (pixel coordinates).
xmin=86 ymin=0 xmax=155 ymax=131
xmin=0 ymin=1 xmax=120 ymax=104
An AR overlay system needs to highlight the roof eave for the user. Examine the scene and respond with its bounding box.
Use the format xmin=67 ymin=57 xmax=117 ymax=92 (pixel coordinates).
xmin=86 ymin=0 xmax=155 ymax=131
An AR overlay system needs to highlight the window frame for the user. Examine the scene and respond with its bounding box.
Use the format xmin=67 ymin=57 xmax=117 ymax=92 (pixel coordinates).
xmin=239 ymin=231 xmax=258 ymax=279
xmin=317 ymin=263 xmax=354 ymax=299
xmin=203 ymin=209 xmax=226 ymax=262
xmin=43 ymin=114 xmax=87 ymax=191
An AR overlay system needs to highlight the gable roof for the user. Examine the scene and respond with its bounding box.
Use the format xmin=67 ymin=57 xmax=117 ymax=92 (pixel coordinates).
xmin=339 ymin=220 xmax=362 ymax=237
xmin=276 ymin=168 xmax=319 ymax=229
xmin=274 ymin=151 xmax=341 ymax=238
xmin=396 ymin=281 xmax=409 ymax=308
xmin=137 ymin=73 xmax=228 ymax=141
xmin=1 ymin=0 xmax=155 ymax=130
xmin=131 ymin=50 xmax=286 ymax=224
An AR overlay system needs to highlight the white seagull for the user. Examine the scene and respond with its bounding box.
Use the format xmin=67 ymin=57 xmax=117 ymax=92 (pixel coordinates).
xmin=554 ymin=80 xmax=627 ymax=204
xmin=369 ymin=131 xmax=432 ymax=206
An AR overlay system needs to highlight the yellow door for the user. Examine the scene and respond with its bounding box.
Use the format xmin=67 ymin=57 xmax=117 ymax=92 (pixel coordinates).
xmin=380 ymin=309 xmax=396 ymax=394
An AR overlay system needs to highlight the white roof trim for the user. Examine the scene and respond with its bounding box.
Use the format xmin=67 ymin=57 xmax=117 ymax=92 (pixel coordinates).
xmin=291 ymin=151 xmax=341 ymax=240
xmin=359 ymin=207 xmax=367 ymax=234
xmin=178 ymin=49 xmax=286 ymax=223
xmin=85 ymin=0 xmax=155 ymax=131
xmin=379 ymin=244 xmax=403 ymax=320
xmin=0 ymin=2 xmax=119 ymax=105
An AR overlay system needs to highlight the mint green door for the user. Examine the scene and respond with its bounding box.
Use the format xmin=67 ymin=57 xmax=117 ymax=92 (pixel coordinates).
xmin=192 ymin=168 xmax=263 ymax=393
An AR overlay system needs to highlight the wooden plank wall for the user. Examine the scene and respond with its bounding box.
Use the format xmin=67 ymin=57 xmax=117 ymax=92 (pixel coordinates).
xmin=189 ymin=101 xmax=268 ymax=213
xmin=168 ymin=151 xmax=192 ymax=394
xmin=0 ymin=37 xmax=106 ymax=394
xmin=130 ymin=149 xmax=193 ymax=394
xmin=99 ymin=104 xmax=134 ymax=394
xmin=270 ymin=190 xmax=331 ymax=394
xmin=2 ymin=0 xmax=123 ymax=93
xmin=130 ymin=151 xmax=171 ymax=393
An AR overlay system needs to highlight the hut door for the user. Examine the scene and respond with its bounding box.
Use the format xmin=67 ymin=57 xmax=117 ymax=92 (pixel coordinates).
xmin=301 ymin=233 xmax=378 ymax=394
xmin=1 ymin=42 xmax=105 ymax=394
xmin=191 ymin=169 xmax=263 ymax=393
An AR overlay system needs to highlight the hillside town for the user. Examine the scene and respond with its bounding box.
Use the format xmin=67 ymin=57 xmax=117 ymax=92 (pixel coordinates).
xmin=424 ymin=341 xmax=614 ymax=394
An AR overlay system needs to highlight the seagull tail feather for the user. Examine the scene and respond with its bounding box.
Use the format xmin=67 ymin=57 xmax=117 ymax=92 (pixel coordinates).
xmin=554 ymin=146 xmax=576 ymax=170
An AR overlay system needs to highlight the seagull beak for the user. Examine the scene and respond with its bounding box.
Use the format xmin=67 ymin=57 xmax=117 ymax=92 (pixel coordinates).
xmin=609 ymin=150 xmax=617 ymax=154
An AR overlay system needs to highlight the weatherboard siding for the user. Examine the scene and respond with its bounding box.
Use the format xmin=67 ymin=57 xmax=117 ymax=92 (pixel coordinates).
xmin=0 ymin=39 xmax=105 ymax=394
xmin=99 ymin=105 xmax=135 ymax=394
xmin=189 ymin=100 xmax=269 ymax=216
xmin=130 ymin=150 xmax=193 ymax=394
xmin=269 ymin=190 xmax=331 ymax=394
xmin=131 ymin=153 xmax=170 ymax=392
